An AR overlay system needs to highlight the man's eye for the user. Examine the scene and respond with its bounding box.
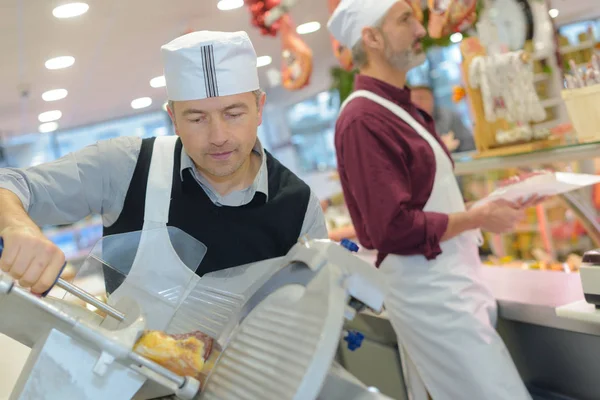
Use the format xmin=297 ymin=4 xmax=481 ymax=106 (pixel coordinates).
xmin=189 ymin=118 xmax=205 ymax=123
xmin=226 ymin=113 xmax=242 ymax=118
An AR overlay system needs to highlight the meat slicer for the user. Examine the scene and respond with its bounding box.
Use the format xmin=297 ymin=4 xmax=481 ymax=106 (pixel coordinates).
xmin=0 ymin=233 xmax=392 ymax=400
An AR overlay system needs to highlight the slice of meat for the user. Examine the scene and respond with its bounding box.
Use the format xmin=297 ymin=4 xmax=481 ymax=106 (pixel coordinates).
xmin=134 ymin=330 xmax=214 ymax=379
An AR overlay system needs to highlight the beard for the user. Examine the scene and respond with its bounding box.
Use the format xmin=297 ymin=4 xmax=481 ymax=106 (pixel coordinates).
xmin=383 ymin=35 xmax=427 ymax=71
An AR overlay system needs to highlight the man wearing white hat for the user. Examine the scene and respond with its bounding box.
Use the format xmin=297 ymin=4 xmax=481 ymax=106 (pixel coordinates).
xmin=0 ymin=31 xmax=327 ymax=304
xmin=328 ymin=1 xmax=534 ymax=399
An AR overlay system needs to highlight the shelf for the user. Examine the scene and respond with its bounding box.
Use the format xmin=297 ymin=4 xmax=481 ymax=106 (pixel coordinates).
xmin=540 ymin=97 xmax=563 ymax=108
xmin=534 ymin=73 xmax=550 ymax=82
xmin=559 ymin=41 xmax=596 ymax=55
xmin=532 ymin=119 xmax=561 ymax=130
xmin=454 ymin=141 xmax=600 ymax=176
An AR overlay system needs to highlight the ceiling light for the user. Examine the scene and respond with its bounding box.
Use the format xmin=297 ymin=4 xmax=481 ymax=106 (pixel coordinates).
xmin=131 ymin=97 xmax=152 ymax=109
xmin=450 ymin=32 xmax=463 ymax=43
xmin=38 ymin=110 xmax=62 ymax=123
xmin=150 ymin=75 xmax=166 ymax=88
xmin=42 ymin=88 xmax=68 ymax=101
xmin=45 ymin=56 xmax=75 ymax=70
xmin=217 ymin=0 xmax=244 ymax=11
xmin=549 ymin=8 xmax=559 ymax=18
xmin=39 ymin=122 xmax=59 ymax=133
xmin=257 ymin=56 xmax=272 ymax=68
xmin=297 ymin=21 xmax=321 ymax=35
xmin=52 ymin=2 xmax=89 ymax=19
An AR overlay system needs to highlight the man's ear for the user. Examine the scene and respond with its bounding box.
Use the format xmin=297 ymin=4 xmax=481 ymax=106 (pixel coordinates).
xmin=257 ymin=92 xmax=267 ymax=126
xmin=361 ymin=26 xmax=385 ymax=51
xmin=167 ymin=103 xmax=179 ymax=135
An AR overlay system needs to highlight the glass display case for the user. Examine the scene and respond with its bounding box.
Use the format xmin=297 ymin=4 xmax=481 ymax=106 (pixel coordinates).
xmin=455 ymin=143 xmax=600 ymax=272
xmin=285 ymin=90 xmax=341 ymax=173
xmin=55 ymin=111 xmax=172 ymax=157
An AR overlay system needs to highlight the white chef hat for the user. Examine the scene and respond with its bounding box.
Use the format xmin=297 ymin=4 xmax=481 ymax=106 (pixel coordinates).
xmin=327 ymin=0 xmax=400 ymax=49
xmin=161 ymin=30 xmax=260 ymax=101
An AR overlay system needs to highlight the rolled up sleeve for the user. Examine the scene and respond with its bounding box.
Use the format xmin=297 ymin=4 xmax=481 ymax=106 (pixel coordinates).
xmin=339 ymin=120 xmax=448 ymax=259
xmin=0 ymin=169 xmax=33 ymax=211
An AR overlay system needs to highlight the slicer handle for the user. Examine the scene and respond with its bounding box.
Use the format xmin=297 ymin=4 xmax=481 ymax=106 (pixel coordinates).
xmin=0 ymin=237 xmax=67 ymax=297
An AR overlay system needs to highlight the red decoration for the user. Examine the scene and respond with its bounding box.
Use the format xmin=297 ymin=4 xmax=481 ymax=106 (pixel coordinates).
xmin=244 ymin=0 xmax=282 ymax=36
xmin=427 ymin=0 xmax=477 ymax=38
xmin=244 ymin=0 xmax=313 ymax=91
xmin=280 ymin=14 xmax=313 ymax=90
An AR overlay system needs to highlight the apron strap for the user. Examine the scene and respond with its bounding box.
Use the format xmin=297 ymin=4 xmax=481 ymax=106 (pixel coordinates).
xmin=341 ymin=90 xmax=444 ymax=155
xmin=144 ymin=135 xmax=179 ymax=224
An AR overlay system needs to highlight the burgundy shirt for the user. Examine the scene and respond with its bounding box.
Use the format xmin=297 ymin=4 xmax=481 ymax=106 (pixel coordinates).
xmin=335 ymin=75 xmax=452 ymax=266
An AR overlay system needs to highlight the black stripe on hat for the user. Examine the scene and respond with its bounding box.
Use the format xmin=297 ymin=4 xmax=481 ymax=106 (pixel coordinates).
xmin=200 ymin=45 xmax=219 ymax=98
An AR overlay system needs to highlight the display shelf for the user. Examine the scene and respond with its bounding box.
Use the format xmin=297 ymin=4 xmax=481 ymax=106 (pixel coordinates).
xmin=531 ymin=118 xmax=562 ymax=129
xmin=454 ymin=140 xmax=600 ymax=176
xmin=539 ymin=97 xmax=563 ymax=108
xmin=559 ymin=40 xmax=596 ymax=55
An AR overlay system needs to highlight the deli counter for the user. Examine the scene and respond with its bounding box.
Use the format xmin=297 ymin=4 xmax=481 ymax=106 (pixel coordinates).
xmin=328 ymin=141 xmax=600 ymax=400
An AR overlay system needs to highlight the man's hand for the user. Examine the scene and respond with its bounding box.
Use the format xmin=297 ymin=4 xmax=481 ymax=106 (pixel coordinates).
xmin=0 ymin=226 xmax=65 ymax=294
xmin=472 ymin=199 xmax=525 ymax=234
xmin=441 ymin=131 xmax=460 ymax=152
xmin=516 ymin=194 xmax=548 ymax=209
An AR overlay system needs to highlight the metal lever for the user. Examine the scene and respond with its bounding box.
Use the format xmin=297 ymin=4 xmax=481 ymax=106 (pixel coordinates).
xmin=0 ymin=237 xmax=125 ymax=322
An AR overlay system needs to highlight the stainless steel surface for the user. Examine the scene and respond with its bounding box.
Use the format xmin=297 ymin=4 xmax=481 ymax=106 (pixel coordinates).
xmin=56 ymin=279 xmax=125 ymax=322
xmin=498 ymin=318 xmax=600 ymax=400
xmin=0 ymin=279 xmax=98 ymax=348
xmin=481 ymin=267 xmax=600 ymax=336
xmin=128 ymin=351 xmax=186 ymax=389
xmin=453 ymin=141 xmax=600 ymax=176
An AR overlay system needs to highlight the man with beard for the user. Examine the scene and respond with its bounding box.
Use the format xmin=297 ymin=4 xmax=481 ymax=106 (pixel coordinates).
xmin=328 ymin=1 xmax=533 ymax=399
xmin=0 ymin=31 xmax=327 ymax=298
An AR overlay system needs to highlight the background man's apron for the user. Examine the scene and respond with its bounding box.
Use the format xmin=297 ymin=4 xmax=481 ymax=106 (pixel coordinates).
xmin=108 ymin=136 xmax=202 ymax=330
xmin=341 ymin=91 xmax=532 ymax=400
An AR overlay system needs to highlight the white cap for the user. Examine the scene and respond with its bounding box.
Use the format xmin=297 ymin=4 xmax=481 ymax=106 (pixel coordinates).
xmin=161 ymin=31 xmax=260 ymax=101
xmin=327 ymin=0 xmax=399 ymax=49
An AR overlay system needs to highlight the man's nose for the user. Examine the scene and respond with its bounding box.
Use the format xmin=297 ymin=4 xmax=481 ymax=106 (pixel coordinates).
xmin=415 ymin=20 xmax=427 ymax=39
xmin=209 ymin=118 xmax=228 ymax=146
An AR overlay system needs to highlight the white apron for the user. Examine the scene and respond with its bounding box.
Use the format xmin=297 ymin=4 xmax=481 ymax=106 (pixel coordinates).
xmin=340 ymin=91 xmax=532 ymax=400
xmin=108 ymin=136 xmax=203 ymax=330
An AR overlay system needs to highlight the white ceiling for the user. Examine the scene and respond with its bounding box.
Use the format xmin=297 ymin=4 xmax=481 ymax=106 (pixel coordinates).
xmin=1 ymin=0 xmax=597 ymax=139
xmin=0 ymin=0 xmax=337 ymax=138
xmin=550 ymin=0 xmax=600 ymax=26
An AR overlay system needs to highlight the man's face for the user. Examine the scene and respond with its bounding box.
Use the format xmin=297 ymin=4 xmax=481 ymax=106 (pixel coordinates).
xmin=169 ymin=91 xmax=266 ymax=179
xmin=377 ymin=1 xmax=427 ymax=71
xmin=410 ymin=87 xmax=434 ymax=115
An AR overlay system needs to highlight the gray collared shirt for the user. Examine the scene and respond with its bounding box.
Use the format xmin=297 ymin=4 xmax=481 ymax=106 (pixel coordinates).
xmin=0 ymin=136 xmax=327 ymax=241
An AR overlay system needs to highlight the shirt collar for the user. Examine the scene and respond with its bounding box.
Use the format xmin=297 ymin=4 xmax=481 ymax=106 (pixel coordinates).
xmin=354 ymin=74 xmax=413 ymax=107
xmin=179 ymin=139 xmax=269 ymax=201
xmin=355 ymin=74 xmax=436 ymax=125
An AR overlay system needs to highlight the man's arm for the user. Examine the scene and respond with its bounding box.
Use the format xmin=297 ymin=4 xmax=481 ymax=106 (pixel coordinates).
xmin=339 ymin=119 xmax=521 ymax=259
xmin=299 ymin=190 xmax=329 ymax=240
xmin=0 ymin=136 xmax=141 ymax=293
